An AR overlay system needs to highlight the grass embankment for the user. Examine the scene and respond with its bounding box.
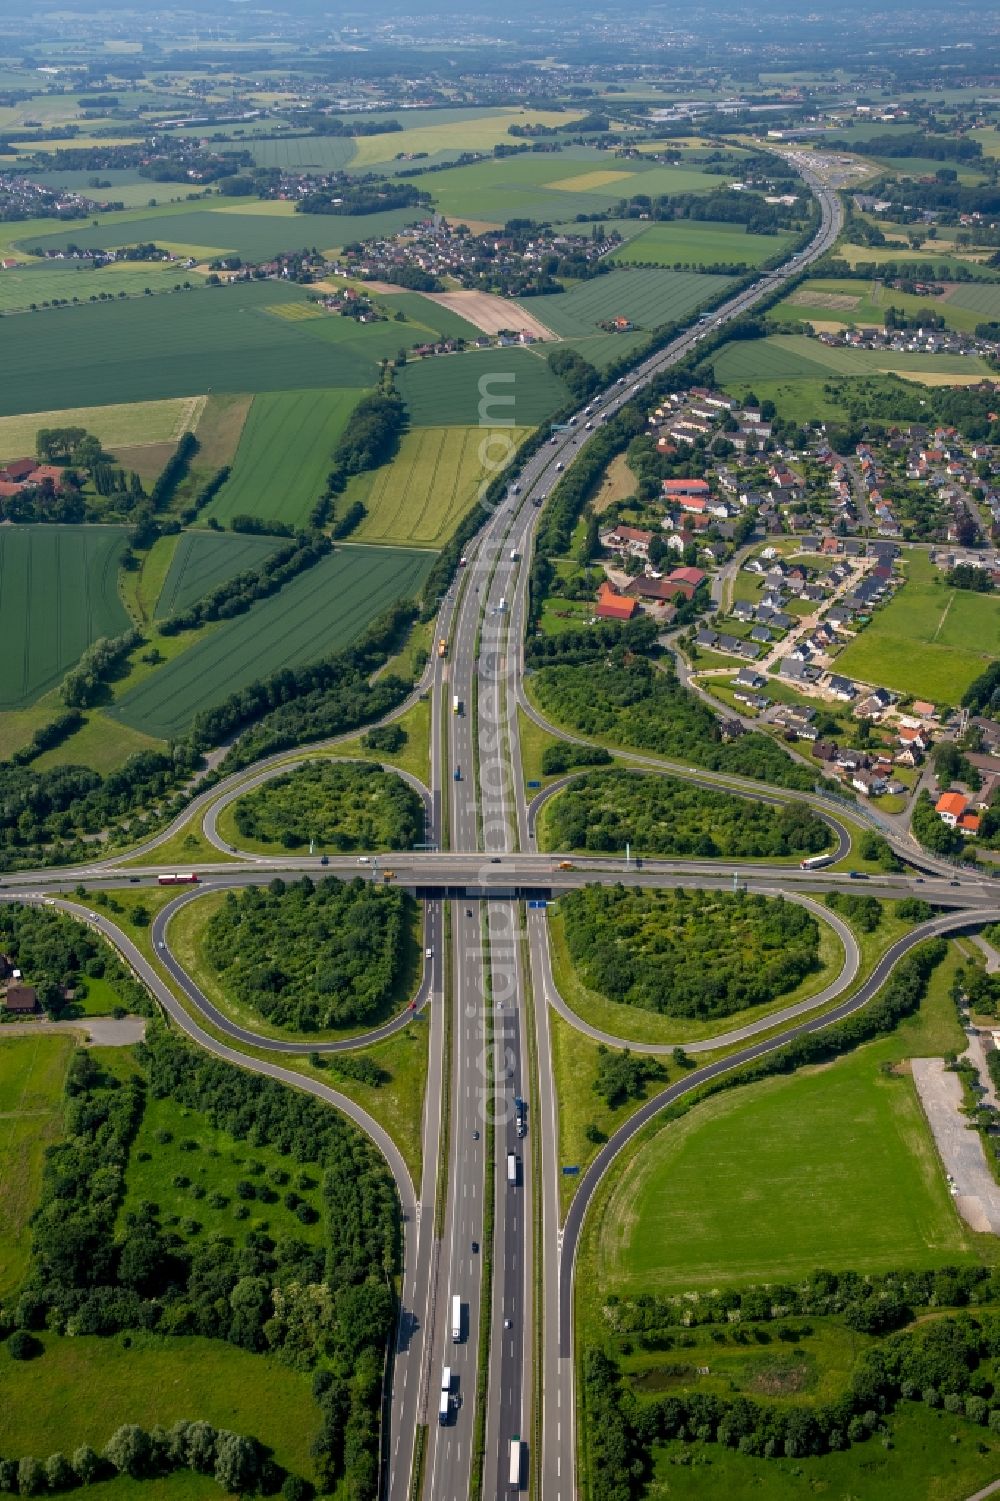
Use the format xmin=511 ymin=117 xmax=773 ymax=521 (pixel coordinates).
xmin=576 ymin=944 xmax=987 ymax=1319
xmin=0 ymin=1034 xmax=73 ymax=1299
xmin=0 ymin=1333 xmax=318 ymax=1482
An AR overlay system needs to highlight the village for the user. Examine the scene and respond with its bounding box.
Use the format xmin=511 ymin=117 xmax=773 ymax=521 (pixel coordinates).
xmin=553 ymin=374 xmax=1000 ymax=832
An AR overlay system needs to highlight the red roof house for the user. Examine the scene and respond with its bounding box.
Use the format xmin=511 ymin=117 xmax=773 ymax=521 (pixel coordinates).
xmin=595 ymin=581 xmax=638 ymax=621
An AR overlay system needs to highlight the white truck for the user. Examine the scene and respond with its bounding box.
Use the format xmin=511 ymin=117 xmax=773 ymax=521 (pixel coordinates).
xmin=453 ymin=694 xmax=462 ymax=715
xmin=509 ymin=548 xmax=519 ymax=561
xmin=452 ymin=1295 xmax=462 ymax=1342
xmin=507 ymin=1152 xmax=517 ymax=1186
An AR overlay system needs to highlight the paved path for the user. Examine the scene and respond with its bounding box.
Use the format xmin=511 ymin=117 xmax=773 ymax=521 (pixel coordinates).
xmin=0 ymin=1016 xmax=146 ymax=1046
xmin=912 ymin=1058 xmax=1000 ymax=1234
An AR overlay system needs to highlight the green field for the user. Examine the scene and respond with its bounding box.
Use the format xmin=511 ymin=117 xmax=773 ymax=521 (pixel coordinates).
xmin=247 ymin=133 xmax=358 ymax=171
xmin=397 ymin=346 xmax=568 ymax=426
xmin=650 ymin=1404 xmax=1000 ymax=1501
xmin=770 ymin=276 xmax=990 ymax=335
xmin=714 ymin=332 xmax=993 ymax=385
xmin=941 ymin=281 xmax=1000 ymax=320
xmin=426 ymin=150 xmax=721 ymax=224
xmin=0 ymin=396 xmax=200 ymax=463
xmin=381 ymin=291 xmax=483 ymax=342
xmin=154 ymin=531 xmax=283 ymax=618
xmin=21 ymin=205 xmax=424 ymax=260
xmin=0 ymin=525 xmax=131 ymax=708
xmin=585 ymin=951 xmax=972 ymax=1296
xmin=111 ymin=545 xmax=434 ymax=739
xmin=515 ymin=267 xmax=728 ymax=338
xmin=836 ymin=549 xmax=1000 ymax=701
xmin=0 ymin=259 xmax=207 ymax=314
xmin=610 ymin=218 xmax=795 ymax=267
xmin=0 ymin=1333 xmax=317 ymax=1482
xmin=0 ymin=1034 xmax=72 ymax=1299
xmin=122 ymin=1077 xmax=327 ymax=1249
xmin=347 ymin=423 xmax=532 ymax=547
xmin=204 ymin=388 xmax=363 ymax=527
xmin=0 ymin=281 xmax=405 ymax=416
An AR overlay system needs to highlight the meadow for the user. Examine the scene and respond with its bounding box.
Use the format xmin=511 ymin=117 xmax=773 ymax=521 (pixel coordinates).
xmin=0 ymin=396 xmax=200 ymax=462
xmin=516 ymin=267 xmax=728 ymax=338
xmin=22 ymin=204 xmax=425 ymax=260
xmin=610 ymin=218 xmax=795 ymax=268
xmin=770 ymin=276 xmax=990 ymax=334
xmin=0 ymin=1034 xmax=72 ymax=1300
xmin=649 ymin=1404 xmax=1000 ymax=1501
xmin=0 ymin=281 xmax=400 ymax=415
xmin=381 ymin=291 xmax=483 ymax=342
xmin=154 ymin=531 xmax=283 ymax=618
xmin=427 ymin=149 xmax=722 ymax=224
xmin=584 ymin=950 xmax=973 ymax=1297
xmin=111 ymin=544 xmax=434 ymax=739
xmin=204 ymin=388 xmax=363 ymax=527
xmin=0 ymin=1333 xmax=317 ymax=1482
xmin=0 ymin=525 xmax=131 ymax=708
xmin=713 ymin=331 xmax=993 ymax=386
xmin=347 ymin=423 xmax=532 ymax=547
xmin=836 ymin=549 xmax=1000 ymax=702
xmin=396 ymin=346 xmax=568 ymax=426
xmin=0 ymin=259 xmax=206 ymax=314
xmin=121 ymin=1082 xmax=327 ymax=1250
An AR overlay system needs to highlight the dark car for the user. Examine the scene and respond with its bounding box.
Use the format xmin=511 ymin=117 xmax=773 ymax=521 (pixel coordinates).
xmin=320 ymin=855 xmax=329 ymax=865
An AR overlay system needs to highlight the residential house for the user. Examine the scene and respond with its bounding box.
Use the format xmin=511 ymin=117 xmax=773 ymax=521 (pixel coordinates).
xmin=734 ymin=668 xmax=766 ymax=690
xmin=935 ymin=791 xmax=968 ymax=828
xmin=595 ymin=582 xmax=638 ymax=621
xmin=827 ymin=674 xmax=856 ymax=701
xmin=3 ymin=984 xmax=38 ymax=1014
xmin=601 ymin=524 xmax=653 ymax=560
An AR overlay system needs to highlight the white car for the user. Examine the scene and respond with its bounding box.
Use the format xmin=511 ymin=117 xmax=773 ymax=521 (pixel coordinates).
xmin=425 ymin=947 xmax=434 ymax=960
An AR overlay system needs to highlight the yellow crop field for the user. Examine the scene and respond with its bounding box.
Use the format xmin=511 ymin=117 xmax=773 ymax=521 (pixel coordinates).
xmin=0 ymin=395 xmax=204 ymax=462
xmin=349 ymin=108 xmax=584 ymax=167
xmin=545 ymin=169 xmax=636 ymax=191
xmin=347 ymin=423 xmax=533 ymax=548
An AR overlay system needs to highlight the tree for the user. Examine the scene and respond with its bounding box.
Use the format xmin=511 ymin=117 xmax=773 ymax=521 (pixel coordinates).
xmin=17 ymin=1459 xmax=44 ymax=1496
xmin=104 ymin=1426 xmax=151 ymax=1479
xmin=71 ymin=1447 xmax=101 ymax=1485
xmin=45 ymin=1454 xmax=75 ymax=1491
xmin=184 ymin=1422 xmax=218 ymax=1474
xmin=213 ymin=1432 xmax=260 ymax=1494
xmin=6 ymin=1329 xmax=41 ymax=1360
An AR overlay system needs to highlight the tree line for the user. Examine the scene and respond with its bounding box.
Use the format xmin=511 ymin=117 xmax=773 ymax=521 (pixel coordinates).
xmin=159 ymin=534 xmax=331 ymax=634
xmin=0 ymin=1420 xmax=289 ymax=1499
xmin=60 ymin=628 xmax=141 ymax=708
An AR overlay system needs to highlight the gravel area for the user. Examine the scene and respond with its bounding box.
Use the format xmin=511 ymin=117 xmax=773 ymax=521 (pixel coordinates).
xmin=912 ymin=1057 xmax=1000 ymax=1234
xmin=0 ymin=1016 xmax=146 ymax=1047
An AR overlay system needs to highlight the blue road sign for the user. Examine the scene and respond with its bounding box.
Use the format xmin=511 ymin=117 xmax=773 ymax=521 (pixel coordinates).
xmin=562 ymin=1165 xmax=580 ymax=1177
xmin=527 ymin=899 xmax=547 ymax=910
xmin=526 ymin=779 xmax=541 ymax=788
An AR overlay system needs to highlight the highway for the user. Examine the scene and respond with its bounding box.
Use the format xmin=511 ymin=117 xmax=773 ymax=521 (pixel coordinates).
xmin=8 ymin=160 xmax=990 ymax=1501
